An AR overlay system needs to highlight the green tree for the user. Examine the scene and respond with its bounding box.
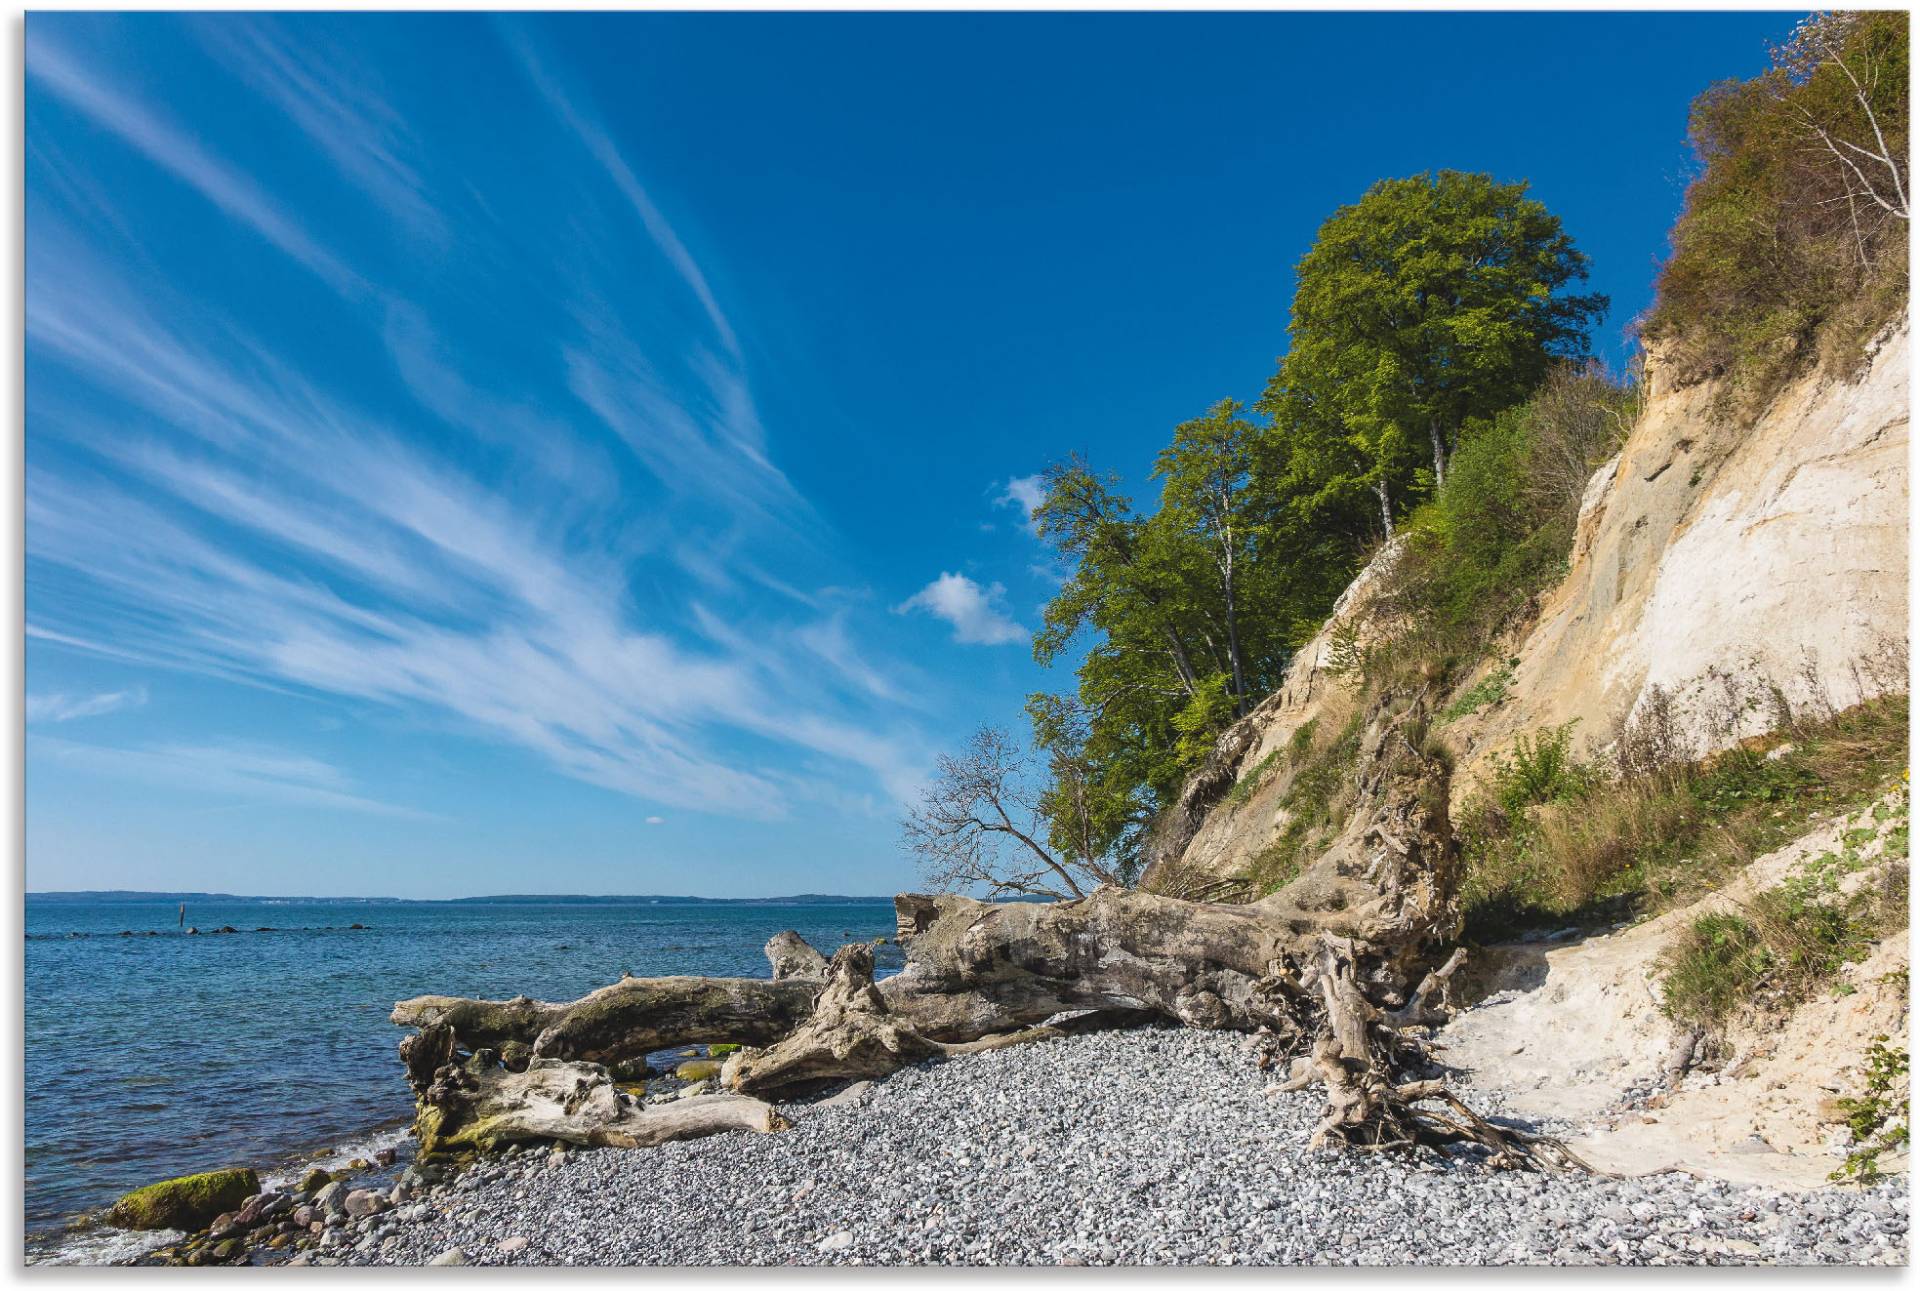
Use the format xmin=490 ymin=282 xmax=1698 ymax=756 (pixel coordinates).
xmin=1265 ymin=170 xmax=1607 ymax=535
xmin=1152 ymin=399 xmax=1266 ymax=716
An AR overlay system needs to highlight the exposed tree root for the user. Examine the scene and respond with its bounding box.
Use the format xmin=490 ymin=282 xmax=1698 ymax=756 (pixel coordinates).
xmin=388 ymin=689 xmax=1596 ymax=1173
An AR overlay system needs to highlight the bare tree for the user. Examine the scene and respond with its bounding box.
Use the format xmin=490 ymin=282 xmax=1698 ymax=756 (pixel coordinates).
xmin=1776 ymin=12 xmax=1909 ymax=272
xmin=901 ymin=726 xmax=1120 ymax=901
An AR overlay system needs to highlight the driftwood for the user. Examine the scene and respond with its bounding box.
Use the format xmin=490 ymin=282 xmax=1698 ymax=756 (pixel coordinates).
xmin=392 ymin=974 xmax=819 ymax=1076
xmin=402 ymin=1030 xmax=786 ymax=1153
xmin=725 ymin=942 xmax=1066 ymax=1096
xmin=391 ymin=688 xmax=1586 ymax=1171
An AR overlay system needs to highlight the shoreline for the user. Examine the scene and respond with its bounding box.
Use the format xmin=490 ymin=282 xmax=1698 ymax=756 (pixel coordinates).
xmin=290 ymin=1028 xmax=1901 ymax=1268
xmin=24 ymin=1122 xmax=417 ymax=1267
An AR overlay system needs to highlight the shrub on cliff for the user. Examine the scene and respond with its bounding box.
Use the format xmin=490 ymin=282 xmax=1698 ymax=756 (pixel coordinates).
xmin=1646 ymin=11 xmax=1909 ymax=395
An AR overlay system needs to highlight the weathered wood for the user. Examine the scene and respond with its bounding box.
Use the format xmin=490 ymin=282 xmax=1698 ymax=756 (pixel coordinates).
xmin=765 ymin=930 xmax=829 ymax=980
xmin=726 ymin=943 xmax=1072 ymax=1096
xmin=391 ymin=931 xmax=828 ymax=1070
xmin=410 ymin=1052 xmax=786 ymax=1155
xmin=390 ymin=687 xmax=1584 ymax=1170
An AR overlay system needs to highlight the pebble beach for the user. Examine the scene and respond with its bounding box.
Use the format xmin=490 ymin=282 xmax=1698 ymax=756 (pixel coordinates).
xmin=303 ymin=1028 xmax=1906 ymax=1268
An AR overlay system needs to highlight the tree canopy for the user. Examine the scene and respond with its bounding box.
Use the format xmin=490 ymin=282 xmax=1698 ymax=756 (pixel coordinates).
xmin=1647 ymin=10 xmax=1908 ymax=390
xmin=904 ymin=169 xmax=1613 ymax=896
xmin=1264 ymin=170 xmax=1607 ymax=533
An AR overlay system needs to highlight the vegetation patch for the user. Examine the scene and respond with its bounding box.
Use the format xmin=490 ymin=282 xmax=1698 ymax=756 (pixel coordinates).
xmin=1441 ymin=661 xmax=1517 ymax=723
xmin=1459 ymin=691 xmax=1909 ymax=941
xmin=1831 ymin=1038 xmax=1911 ymax=1184
xmin=1645 ymin=12 xmax=1909 ymax=404
xmin=1241 ymin=709 xmax=1366 ymax=895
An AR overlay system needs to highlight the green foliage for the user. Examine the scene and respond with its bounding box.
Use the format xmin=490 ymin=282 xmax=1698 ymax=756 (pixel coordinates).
xmin=1832 ymin=1038 xmax=1911 ymax=1183
xmin=1026 ymin=692 xmax=1152 ymax=884
xmin=1491 ymin=723 xmax=1589 ymax=815
xmin=1225 ymin=747 xmax=1284 ymax=809
xmin=1265 ymin=170 xmax=1607 ymax=530
xmin=1657 ymin=852 xmax=1890 ymax=1036
xmin=1368 ymin=365 xmax=1638 ymax=686
xmin=1462 ymin=692 xmax=1910 ymax=940
xmin=1440 ymin=661 xmax=1515 ymax=723
xmin=1018 ymin=172 xmax=1609 ymax=867
xmin=1646 ymin=12 xmax=1909 ymax=397
xmin=1658 ymin=911 xmax=1774 ymax=1031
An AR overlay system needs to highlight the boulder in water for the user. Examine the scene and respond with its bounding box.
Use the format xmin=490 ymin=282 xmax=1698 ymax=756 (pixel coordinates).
xmin=108 ymin=1167 xmax=258 ymax=1231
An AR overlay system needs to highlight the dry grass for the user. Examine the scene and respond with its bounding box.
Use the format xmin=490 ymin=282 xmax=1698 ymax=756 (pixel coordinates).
xmin=1459 ymin=690 xmax=1909 ymax=941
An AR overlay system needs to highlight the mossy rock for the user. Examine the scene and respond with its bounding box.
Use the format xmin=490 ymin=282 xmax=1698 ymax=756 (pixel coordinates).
xmin=109 ymin=1168 xmax=259 ymax=1231
xmin=673 ymin=1059 xmax=722 ymax=1082
xmin=706 ymin=1043 xmax=742 ymax=1057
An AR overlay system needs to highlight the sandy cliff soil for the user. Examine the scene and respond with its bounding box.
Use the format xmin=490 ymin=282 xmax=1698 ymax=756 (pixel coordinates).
xmin=1440 ymin=787 xmax=1909 ymax=1188
xmin=1446 ymin=324 xmax=1909 ymax=807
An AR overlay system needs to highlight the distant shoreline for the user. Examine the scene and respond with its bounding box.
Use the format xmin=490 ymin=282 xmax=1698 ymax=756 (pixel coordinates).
xmin=25 ymin=890 xmax=905 ymax=906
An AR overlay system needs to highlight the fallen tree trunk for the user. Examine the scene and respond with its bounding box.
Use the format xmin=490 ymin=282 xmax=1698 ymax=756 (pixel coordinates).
xmin=405 ymin=1035 xmax=787 ymax=1154
xmin=390 ymin=687 xmax=1585 ymax=1170
xmin=392 ymin=972 xmax=820 ymax=1076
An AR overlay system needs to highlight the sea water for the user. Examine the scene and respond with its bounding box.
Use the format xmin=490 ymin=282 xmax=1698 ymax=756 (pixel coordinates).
xmin=24 ymin=895 xmax=899 ymax=1260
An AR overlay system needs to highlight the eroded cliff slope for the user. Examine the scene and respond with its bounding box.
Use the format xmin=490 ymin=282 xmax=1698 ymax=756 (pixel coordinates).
xmin=1148 ymin=325 xmax=1909 ymax=893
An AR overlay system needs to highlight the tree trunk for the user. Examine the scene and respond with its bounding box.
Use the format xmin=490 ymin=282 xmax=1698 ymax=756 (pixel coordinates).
xmin=392 ymin=967 xmax=821 ymax=1077
xmin=1221 ymin=546 xmax=1247 ymax=717
xmin=1160 ymin=626 xmax=1202 ymax=699
xmin=1375 ymin=478 xmax=1395 ymax=538
xmin=1429 ymin=418 xmax=1448 ymax=490
xmin=391 ymin=688 xmax=1584 ymax=1170
xmin=402 ymin=1031 xmax=789 ymax=1154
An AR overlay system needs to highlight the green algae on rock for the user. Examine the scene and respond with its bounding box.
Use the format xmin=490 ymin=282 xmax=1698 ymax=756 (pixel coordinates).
xmin=108 ymin=1167 xmax=258 ymax=1231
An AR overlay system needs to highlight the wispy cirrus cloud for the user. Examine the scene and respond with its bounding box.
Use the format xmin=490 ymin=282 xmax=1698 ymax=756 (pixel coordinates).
xmin=189 ymin=15 xmax=443 ymax=241
xmin=27 ymin=229 xmax=925 ymax=817
xmin=500 ymin=19 xmax=738 ymax=357
xmin=895 ymin=572 xmax=1029 ymax=647
xmin=30 ymin=734 xmax=433 ymax=819
xmin=25 ymin=26 xmax=937 ymax=823
xmin=25 ymin=686 xmax=148 ymax=724
xmin=26 ymin=31 xmax=363 ymax=297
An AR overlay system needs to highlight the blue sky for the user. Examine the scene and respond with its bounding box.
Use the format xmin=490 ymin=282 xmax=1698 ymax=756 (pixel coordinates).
xmin=26 ymin=11 xmax=1790 ymax=898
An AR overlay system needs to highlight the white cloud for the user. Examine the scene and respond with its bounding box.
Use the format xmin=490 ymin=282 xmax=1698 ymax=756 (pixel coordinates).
xmin=895 ymin=573 xmax=1028 ymax=647
xmin=24 ymin=37 xmax=939 ymax=824
xmin=645 ymin=815 xmax=664 ymax=826
xmin=26 ymin=237 xmax=929 ymax=819
xmin=503 ymin=22 xmax=738 ymax=357
xmin=25 ymin=686 xmax=148 ymax=724
xmin=31 ymin=734 xmax=430 ymax=819
xmin=27 ymin=34 xmax=363 ymax=297
xmin=995 ymin=474 xmax=1047 ymax=533
xmin=191 ymin=15 xmax=443 ymax=242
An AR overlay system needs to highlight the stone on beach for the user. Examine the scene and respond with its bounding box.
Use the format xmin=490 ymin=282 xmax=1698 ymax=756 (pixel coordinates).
xmin=322 ymin=1030 xmax=1907 ymax=1268
xmin=107 ymin=1167 xmax=258 ymax=1232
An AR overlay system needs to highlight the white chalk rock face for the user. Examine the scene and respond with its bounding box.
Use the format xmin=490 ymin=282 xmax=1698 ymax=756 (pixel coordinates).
xmin=1448 ymin=321 xmax=1909 ymax=800
xmin=1147 ymin=323 xmax=1909 ymax=887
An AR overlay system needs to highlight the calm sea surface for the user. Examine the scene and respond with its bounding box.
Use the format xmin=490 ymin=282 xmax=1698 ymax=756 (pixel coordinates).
xmin=24 ymin=896 xmax=898 ymax=1259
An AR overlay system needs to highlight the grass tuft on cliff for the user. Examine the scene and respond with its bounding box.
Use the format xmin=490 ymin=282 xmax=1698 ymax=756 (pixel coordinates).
xmin=1458 ymin=689 xmax=1909 ymax=941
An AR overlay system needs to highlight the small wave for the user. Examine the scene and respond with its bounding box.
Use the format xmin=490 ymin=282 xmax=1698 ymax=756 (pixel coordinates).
xmin=27 ymin=1224 xmax=182 ymax=1267
xmin=258 ymin=1123 xmax=414 ymax=1194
